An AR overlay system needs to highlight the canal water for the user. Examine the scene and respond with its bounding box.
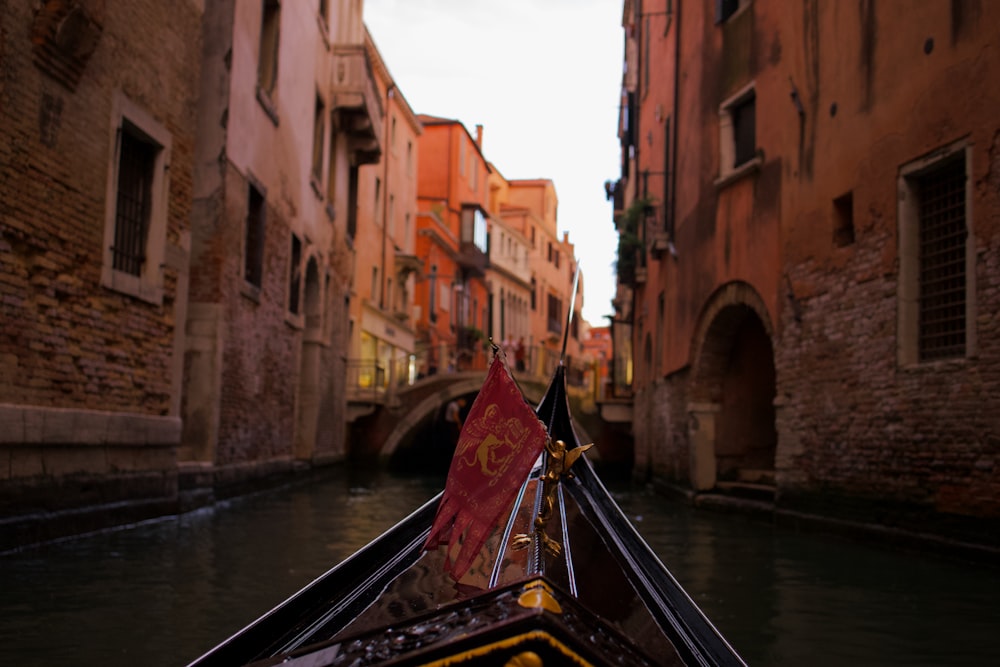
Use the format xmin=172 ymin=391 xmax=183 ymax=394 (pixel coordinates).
xmin=1 ymin=467 xmax=997 ymax=667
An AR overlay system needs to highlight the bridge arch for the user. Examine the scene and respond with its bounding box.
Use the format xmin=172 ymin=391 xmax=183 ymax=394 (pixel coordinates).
xmin=380 ymin=376 xmax=487 ymax=461
xmin=379 ymin=373 xmax=593 ymax=463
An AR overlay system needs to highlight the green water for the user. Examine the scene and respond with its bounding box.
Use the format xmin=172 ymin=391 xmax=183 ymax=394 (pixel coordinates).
xmin=0 ymin=468 xmax=996 ymax=666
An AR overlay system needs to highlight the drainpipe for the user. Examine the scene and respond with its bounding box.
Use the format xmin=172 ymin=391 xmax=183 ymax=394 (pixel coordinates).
xmin=381 ymin=83 xmax=396 ymax=399
xmin=670 ymin=0 xmax=680 ymax=241
xmin=380 ymin=83 xmax=395 ymax=310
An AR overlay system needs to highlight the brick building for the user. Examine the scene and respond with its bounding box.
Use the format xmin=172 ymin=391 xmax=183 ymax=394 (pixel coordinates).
xmin=0 ymin=0 xmax=202 ymax=547
xmin=613 ymin=0 xmax=1000 ymax=546
xmin=181 ymin=0 xmax=381 ymax=492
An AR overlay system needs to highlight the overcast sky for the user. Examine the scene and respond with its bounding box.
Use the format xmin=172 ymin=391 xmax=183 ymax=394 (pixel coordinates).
xmin=363 ymin=0 xmax=624 ymax=326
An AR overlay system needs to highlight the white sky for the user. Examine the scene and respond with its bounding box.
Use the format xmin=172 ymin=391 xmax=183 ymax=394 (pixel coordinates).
xmin=363 ymin=0 xmax=624 ymax=326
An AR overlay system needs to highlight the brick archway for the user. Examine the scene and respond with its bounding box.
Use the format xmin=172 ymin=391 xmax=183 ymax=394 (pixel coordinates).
xmin=686 ymin=282 xmax=776 ymax=491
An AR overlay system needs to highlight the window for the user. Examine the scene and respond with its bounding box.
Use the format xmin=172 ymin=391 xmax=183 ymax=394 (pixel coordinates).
xmin=429 ymin=265 xmax=437 ymax=323
xmin=112 ymin=130 xmax=155 ymax=278
xmin=460 ymin=207 xmax=488 ymax=253
xmin=245 ymin=184 xmax=266 ymax=287
xmin=833 ymin=191 xmax=855 ymax=247
xmin=374 ymin=177 xmax=382 ymax=227
xmin=530 ymin=277 xmax=536 ymax=310
xmin=731 ymin=94 xmax=756 ymax=167
xmin=547 ymin=294 xmax=562 ymax=334
xmin=289 ymin=233 xmax=302 ymax=315
xmin=311 ymin=94 xmax=324 ymax=185
xmin=326 ymin=122 xmax=338 ymax=203
xmin=102 ymin=93 xmax=171 ymax=303
xmin=715 ymin=0 xmax=749 ymax=23
xmin=258 ymin=1 xmax=281 ymax=95
xmin=718 ymin=83 xmax=758 ymax=182
xmin=898 ymin=145 xmax=973 ymax=364
xmin=388 ymin=194 xmax=395 ymax=236
xmin=347 ymin=164 xmax=358 ymax=240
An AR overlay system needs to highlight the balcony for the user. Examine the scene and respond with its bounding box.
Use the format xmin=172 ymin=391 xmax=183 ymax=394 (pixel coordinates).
xmin=330 ymin=44 xmax=383 ymax=165
xmin=458 ymin=206 xmax=488 ymax=276
xmin=456 ymin=241 xmax=488 ymax=275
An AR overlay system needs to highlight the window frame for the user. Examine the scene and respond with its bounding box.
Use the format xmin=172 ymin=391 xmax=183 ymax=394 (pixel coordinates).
xmin=101 ymin=92 xmax=171 ymax=304
xmin=256 ymin=0 xmax=282 ymax=124
xmin=716 ymin=81 xmax=760 ymax=187
xmin=897 ymin=141 xmax=976 ymax=366
xmin=244 ymin=179 xmax=267 ymax=291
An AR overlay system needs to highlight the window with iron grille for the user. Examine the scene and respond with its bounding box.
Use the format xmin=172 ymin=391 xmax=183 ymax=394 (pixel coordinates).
xmin=916 ymin=156 xmax=967 ymax=361
xmin=101 ymin=93 xmax=171 ymax=303
xmin=112 ymin=127 xmax=156 ymax=277
xmin=245 ymin=185 xmax=265 ymax=287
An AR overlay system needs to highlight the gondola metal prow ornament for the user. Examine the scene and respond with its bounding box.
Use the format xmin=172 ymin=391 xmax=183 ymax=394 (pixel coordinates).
xmin=511 ymin=439 xmax=594 ymax=558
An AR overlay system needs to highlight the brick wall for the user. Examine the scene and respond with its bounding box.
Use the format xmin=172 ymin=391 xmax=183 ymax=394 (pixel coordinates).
xmin=1 ymin=0 xmax=200 ymax=416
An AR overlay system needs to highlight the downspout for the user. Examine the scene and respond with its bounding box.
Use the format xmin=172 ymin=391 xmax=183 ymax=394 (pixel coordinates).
xmin=380 ymin=83 xmax=396 ymax=310
xmin=670 ymin=0 xmax=680 ymax=241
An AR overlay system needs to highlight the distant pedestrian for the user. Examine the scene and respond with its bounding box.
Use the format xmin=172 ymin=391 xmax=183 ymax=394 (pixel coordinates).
xmin=445 ymin=398 xmax=466 ymax=445
xmin=515 ymin=337 xmax=526 ymax=372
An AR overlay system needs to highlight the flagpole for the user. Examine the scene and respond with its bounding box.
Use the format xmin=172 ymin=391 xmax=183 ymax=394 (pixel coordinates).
xmin=559 ymin=263 xmax=581 ymax=364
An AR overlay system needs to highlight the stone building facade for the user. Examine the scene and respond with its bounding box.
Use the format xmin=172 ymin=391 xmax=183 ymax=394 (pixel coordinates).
xmin=347 ymin=30 xmax=422 ymax=403
xmin=614 ymin=0 xmax=1000 ymax=547
xmin=0 ymin=0 xmax=202 ymax=548
xmin=0 ymin=0 xmax=385 ymax=548
xmin=182 ymin=0 xmax=380 ymax=493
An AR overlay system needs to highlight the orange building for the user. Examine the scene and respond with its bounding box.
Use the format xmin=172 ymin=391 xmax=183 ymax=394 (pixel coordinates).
xmin=499 ymin=179 xmax=584 ymax=376
xmin=414 ymin=116 xmax=491 ymax=373
xmin=485 ymin=166 xmax=533 ymax=359
xmin=349 ymin=30 xmax=422 ymax=396
xmin=613 ymin=0 xmax=1000 ymax=544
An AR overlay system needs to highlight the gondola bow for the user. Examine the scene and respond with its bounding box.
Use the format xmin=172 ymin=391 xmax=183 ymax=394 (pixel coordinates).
xmin=423 ymin=354 xmax=548 ymax=580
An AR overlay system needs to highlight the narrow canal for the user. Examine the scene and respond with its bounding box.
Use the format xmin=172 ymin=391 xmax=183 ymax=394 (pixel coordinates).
xmin=1 ymin=467 xmax=997 ymax=667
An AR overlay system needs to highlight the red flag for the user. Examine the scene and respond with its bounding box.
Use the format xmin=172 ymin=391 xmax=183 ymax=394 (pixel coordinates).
xmin=424 ymin=354 xmax=548 ymax=580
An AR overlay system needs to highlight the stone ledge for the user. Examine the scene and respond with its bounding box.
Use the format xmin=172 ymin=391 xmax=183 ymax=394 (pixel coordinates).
xmin=0 ymin=404 xmax=181 ymax=446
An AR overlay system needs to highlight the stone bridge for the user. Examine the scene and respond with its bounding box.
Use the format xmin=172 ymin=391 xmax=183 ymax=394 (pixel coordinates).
xmin=346 ymin=370 xmax=625 ymax=469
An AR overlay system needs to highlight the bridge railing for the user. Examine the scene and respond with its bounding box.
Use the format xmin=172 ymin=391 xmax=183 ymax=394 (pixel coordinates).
xmin=345 ymin=360 xmax=387 ymax=403
xmin=346 ymin=344 xmax=600 ymax=405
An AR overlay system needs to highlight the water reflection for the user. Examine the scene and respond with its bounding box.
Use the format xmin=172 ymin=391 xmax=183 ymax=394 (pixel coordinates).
xmin=612 ymin=486 xmax=1000 ymax=666
xmin=0 ymin=470 xmax=997 ymax=667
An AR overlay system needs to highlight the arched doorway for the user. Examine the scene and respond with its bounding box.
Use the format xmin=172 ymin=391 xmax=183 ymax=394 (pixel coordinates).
xmin=687 ymin=283 xmax=776 ymax=491
xmin=295 ymin=257 xmax=322 ymax=461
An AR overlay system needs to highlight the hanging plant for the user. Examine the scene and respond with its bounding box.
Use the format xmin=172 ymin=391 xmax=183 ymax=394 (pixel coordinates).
xmin=614 ymin=196 xmax=655 ymax=286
